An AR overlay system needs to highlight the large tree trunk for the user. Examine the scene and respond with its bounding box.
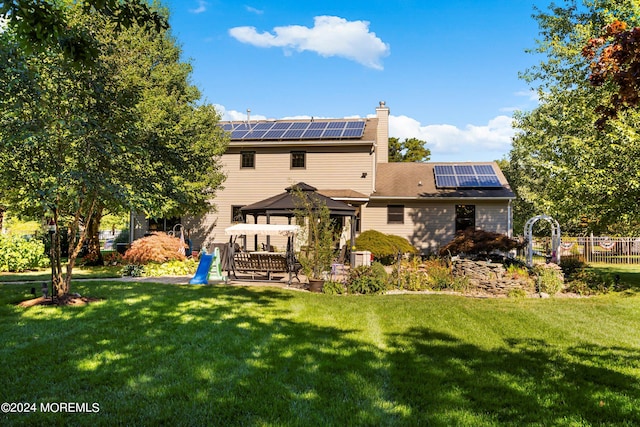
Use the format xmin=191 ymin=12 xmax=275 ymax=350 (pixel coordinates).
xmin=84 ymin=206 xmax=104 ymax=266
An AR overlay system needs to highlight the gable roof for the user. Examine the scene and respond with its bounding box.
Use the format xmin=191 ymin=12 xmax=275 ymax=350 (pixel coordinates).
xmin=240 ymin=182 xmax=357 ymax=217
xmin=372 ymin=162 xmax=515 ymax=200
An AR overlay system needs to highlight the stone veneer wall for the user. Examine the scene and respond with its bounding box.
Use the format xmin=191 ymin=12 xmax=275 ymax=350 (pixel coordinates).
xmin=451 ymin=258 xmax=537 ymax=296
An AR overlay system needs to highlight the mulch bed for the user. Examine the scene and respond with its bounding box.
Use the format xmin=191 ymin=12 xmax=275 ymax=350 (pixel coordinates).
xmin=17 ymin=294 xmax=102 ymax=308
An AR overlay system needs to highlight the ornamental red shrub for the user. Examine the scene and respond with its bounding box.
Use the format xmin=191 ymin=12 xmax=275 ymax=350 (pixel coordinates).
xmin=123 ymin=232 xmax=187 ymax=264
xmin=439 ymin=229 xmax=523 ymax=257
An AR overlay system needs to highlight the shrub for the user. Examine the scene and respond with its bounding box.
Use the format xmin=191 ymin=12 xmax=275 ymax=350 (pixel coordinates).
xmin=123 ymin=233 xmax=187 ymax=265
xmin=391 ymin=257 xmax=429 ymax=291
xmin=322 ymin=280 xmax=347 ymax=295
xmin=347 ymin=265 xmax=389 ymax=294
xmin=0 ymin=235 xmax=49 ymax=272
xmin=142 ymin=259 xmax=198 ymax=277
xmin=559 ymin=257 xmax=587 ymax=278
xmin=121 ymin=264 xmax=144 ymax=277
xmin=355 ymin=230 xmax=417 ymax=265
xmin=508 ymin=288 xmax=527 ymax=298
xmin=564 ymin=268 xmax=620 ymax=295
xmin=439 ymin=229 xmax=523 ymax=257
xmin=534 ymin=265 xmax=564 ymax=295
xmin=423 ymin=258 xmax=452 ymax=290
xmin=103 ymin=251 xmax=124 ymax=266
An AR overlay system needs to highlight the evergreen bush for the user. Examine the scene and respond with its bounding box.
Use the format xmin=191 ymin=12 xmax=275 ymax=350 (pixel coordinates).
xmin=355 ymin=230 xmax=417 ymax=264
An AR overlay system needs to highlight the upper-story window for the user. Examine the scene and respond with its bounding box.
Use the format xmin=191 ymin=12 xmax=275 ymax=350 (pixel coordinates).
xmin=241 ymin=151 xmax=255 ymax=169
xmin=291 ymin=151 xmax=306 ymax=169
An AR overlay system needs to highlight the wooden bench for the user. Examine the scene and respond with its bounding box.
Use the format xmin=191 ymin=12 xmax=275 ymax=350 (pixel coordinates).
xmin=232 ymin=252 xmax=300 ymax=282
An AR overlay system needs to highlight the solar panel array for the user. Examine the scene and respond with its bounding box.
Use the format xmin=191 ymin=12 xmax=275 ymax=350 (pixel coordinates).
xmin=433 ymin=164 xmax=502 ymax=188
xmin=220 ymin=120 xmax=366 ymax=140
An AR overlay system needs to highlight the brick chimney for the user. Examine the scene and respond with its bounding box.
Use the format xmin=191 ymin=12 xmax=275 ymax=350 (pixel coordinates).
xmin=375 ymin=101 xmax=389 ymax=163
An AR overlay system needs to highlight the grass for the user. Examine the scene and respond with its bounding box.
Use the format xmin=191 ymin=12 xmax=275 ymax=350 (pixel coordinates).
xmin=0 ymin=266 xmax=121 ymax=283
xmin=0 ymin=268 xmax=639 ymax=425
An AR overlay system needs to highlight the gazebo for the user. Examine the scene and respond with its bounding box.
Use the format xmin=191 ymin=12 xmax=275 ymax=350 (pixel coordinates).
xmin=240 ymin=182 xmax=357 ymax=255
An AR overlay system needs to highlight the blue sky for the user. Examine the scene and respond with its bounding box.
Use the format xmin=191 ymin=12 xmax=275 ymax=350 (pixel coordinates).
xmin=165 ymin=0 xmax=547 ymax=162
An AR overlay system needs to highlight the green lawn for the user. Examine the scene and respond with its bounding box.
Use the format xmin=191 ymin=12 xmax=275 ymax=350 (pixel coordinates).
xmin=1 ymin=273 xmax=639 ymax=425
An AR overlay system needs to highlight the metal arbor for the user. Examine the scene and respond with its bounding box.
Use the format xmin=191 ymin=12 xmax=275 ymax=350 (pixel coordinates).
xmin=524 ymin=215 xmax=561 ymax=267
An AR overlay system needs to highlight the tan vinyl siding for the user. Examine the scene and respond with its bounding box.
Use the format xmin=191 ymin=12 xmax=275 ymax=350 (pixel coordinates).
xmin=476 ymin=203 xmax=510 ymax=234
xmin=188 ymin=145 xmax=374 ymax=250
xmin=362 ymin=200 xmax=510 ymax=254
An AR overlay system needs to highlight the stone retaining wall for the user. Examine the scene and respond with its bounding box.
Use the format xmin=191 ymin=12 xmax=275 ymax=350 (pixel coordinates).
xmin=451 ymin=258 xmax=536 ymax=296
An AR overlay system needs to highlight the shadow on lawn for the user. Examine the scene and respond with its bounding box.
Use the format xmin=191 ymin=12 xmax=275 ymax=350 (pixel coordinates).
xmin=2 ymin=282 xmax=640 ymax=426
xmin=2 ymin=283 xmax=397 ymax=425
xmin=386 ymin=327 xmax=640 ymax=425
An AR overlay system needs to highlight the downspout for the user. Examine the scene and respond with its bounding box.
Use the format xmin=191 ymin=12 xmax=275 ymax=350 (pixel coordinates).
xmin=507 ymin=200 xmax=512 ymax=237
xmin=372 ymin=142 xmax=377 ymax=193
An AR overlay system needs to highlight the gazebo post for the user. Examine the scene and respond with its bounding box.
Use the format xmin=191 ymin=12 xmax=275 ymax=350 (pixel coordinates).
xmin=266 ymin=213 xmax=271 ymax=251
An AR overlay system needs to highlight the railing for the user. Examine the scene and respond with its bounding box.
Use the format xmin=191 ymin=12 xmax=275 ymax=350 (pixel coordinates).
xmin=523 ymin=236 xmax=640 ymax=265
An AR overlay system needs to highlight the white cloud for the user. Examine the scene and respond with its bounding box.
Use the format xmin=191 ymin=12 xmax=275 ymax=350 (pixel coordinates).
xmin=245 ymin=6 xmax=264 ymax=15
xmin=515 ymin=89 xmax=540 ymax=103
xmin=217 ymin=105 xmax=515 ymax=162
xmin=228 ymin=16 xmax=390 ymax=70
xmin=189 ymin=0 xmax=208 ymax=14
xmin=388 ymin=115 xmax=516 ymax=162
xmin=215 ymin=105 xmax=268 ymax=121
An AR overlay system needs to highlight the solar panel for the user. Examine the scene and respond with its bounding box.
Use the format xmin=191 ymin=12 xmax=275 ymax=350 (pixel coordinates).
xmin=302 ymin=129 xmax=324 ymax=138
xmin=434 ymin=165 xmax=454 ymax=175
xmin=434 ymin=164 xmax=503 ymax=188
xmin=327 ymin=121 xmax=345 ymax=129
xmin=282 ymin=129 xmax=305 ymax=139
xmin=290 ymin=122 xmax=309 ymax=130
xmin=322 ymin=129 xmax=343 ymax=137
xmin=244 ymin=130 xmax=267 ymax=139
xmin=346 ymin=121 xmax=365 ymax=129
xmin=272 ymin=122 xmax=292 ymax=130
xmin=252 ymin=122 xmax=273 ymax=131
xmin=219 ymin=119 xmax=365 ymax=140
xmin=473 ymin=164 xmax=495 ymax=175
xmin=342 ymin=128 xmax=363 ymax=137
xmin=308 ymin=122 xmax=328 ymax=130
xmin=457 ymin=175 xmax=480 ymax=187
xmin=435 ymin=175 xmax=457 ymax=188
xmin=454 ymin=165 xmax=474 ymax=175
xmin=477 ymin=175 xmax=501 ymax=186
xmin=231 ymin=130 xmax=249 ymax=139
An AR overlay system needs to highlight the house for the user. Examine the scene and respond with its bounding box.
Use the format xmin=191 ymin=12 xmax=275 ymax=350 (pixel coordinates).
xmin=131 ymin=102 xmax=515 ymax=255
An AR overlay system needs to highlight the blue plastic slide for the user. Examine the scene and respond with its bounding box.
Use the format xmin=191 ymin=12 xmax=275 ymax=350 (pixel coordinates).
xmin=189 ymin=252 xmax=214 ymax=285
xmin=189 ymin=247 xmax=225 ymax=284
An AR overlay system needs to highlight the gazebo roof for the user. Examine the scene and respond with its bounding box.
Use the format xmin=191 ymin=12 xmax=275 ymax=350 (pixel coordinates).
xmin=240 ymin=182 xmax=356 ymax=218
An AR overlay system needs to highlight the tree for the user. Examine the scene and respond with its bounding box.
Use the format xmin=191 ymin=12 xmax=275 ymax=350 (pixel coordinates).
xmin=509 ymin=0 xmax=640 ymax=236
xmin=583 ymin=19 xmax=640 ymax=126
xmin=389 ymin=137 xmax=430 ymax=162
xmin=0 ymin=3 xmax=226 ymax=297
xmin=0 ymin=0 xmax=167 ymax=62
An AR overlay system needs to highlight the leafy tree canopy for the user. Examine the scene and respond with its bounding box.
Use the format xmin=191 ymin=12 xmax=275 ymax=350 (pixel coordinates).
xmin=583 ymin=19 xmax=640 ymax=126
xmin=389 ymin=137 xmax=430 ymax=162
xmin=509 ymin=0 xmax=640 ymax=236
xmin=0 ymin=0 xmax=167 ymax=62
xmin=0 ymin=2 xmax=227 ymax=295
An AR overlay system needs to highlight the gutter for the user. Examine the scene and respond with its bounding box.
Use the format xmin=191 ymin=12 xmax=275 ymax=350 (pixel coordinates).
xmin=368 ymin=195 xmax=516 ymax=202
